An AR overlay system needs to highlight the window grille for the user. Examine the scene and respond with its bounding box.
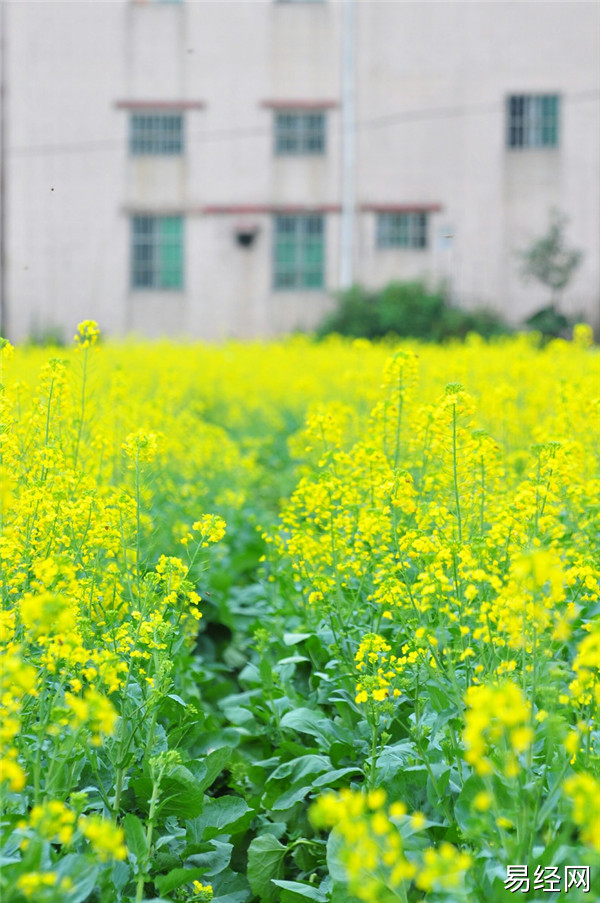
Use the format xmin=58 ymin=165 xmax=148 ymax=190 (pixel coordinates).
xmin=130 ymin=114 xmax=184 ymax=155
xmin=376 ymin=212 xmax=428 ymax=249
xmin=273 ymin=215 xmax=325 ymax=289
xmin=274 ymin=112 xmax=326 ymax=155
xmin=131 ymin=216 xmax=184 ymax=289
xmin=507 ymin=95 xmax=559 ymax=148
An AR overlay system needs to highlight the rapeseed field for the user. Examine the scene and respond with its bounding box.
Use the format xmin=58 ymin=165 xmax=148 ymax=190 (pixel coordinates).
xmin=1 ymin=324 xmax=598 ymax=902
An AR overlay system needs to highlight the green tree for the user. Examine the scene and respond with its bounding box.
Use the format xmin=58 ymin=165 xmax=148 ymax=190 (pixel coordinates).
xmin=519 ymin=209 xmax=583 ymax=311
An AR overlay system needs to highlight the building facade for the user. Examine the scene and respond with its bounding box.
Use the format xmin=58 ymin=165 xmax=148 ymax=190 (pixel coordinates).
xmin=1 ymin=0 xmax=599 ymax=341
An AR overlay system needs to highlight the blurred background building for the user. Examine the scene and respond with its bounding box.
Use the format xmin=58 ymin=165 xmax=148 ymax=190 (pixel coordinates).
xmin=1 ymin=0 xmax=599 ymax=341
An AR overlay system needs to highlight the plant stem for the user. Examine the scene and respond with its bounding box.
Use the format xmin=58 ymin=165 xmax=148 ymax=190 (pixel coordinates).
xmin=452 ymin=403 xmax=462 ymax=542
xmin=73 ymin=347 xmax=88 ymax=471
xmin=135 ymin=450 xmax=141 ymax=601
xmin=135 ymin=767 xmax=162 ymax=903
xmin=368 ymin=715 xmax=379 ymax=790
xmin=393 ymin=369 xmax=404 ymax=469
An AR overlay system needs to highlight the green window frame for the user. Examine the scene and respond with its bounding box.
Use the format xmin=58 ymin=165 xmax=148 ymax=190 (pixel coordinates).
xmin=507 ymin=95 xmax=559 ymax=149
xmin=376 ymin=212 xmax=428 ymax=249
xmin=131 ymin=216 xmax=184 ymax=290
xmin=274 ymin=112 xmax=326 ymax=155
xmin=273 ymin=214 xmax=325 ymax=289
xmin=130 ymin=114 xmax=184 ymax=156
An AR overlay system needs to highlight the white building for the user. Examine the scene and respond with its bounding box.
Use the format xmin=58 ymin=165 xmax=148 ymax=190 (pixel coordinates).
xmin=1 ymin=0 xmax=599 ymax=341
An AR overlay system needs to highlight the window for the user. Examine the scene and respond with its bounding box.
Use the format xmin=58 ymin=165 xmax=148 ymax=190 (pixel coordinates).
xmin=131 ymin=216 xmax=184 ymax=289
xmin=130 ymin=113 xmax=184 ymax=155
xmin=273 ymin=215 xmax=325 ymax=289
xmin=275 ymin=112 xmax=326 ymax=155
xmin=507 ymin=95 xmax=559 ymax=148
xmin=376 ymin=212 xmax=428 ymax=249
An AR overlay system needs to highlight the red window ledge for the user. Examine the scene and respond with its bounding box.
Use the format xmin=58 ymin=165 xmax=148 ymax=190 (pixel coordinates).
xmin=200 ymin=204 xmax=341 ymax=215
xmin=115 ymin=100 xmax=205 ymax=111
xmin=361 ymin=203 xmax=443 ymax=214
xmin=260 ymin=99 xmax=339 ymax=110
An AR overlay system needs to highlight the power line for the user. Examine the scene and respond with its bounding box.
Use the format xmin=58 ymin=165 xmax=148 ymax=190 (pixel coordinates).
xmin=6 ymin=89 xmax=599 ymax=158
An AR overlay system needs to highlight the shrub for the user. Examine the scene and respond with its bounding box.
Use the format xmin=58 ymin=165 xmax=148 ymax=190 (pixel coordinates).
xmin=317 ymin=281 xmax=510 ymax=341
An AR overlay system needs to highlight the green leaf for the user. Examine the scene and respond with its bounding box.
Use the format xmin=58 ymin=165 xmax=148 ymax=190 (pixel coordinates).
xmin=152 ymin=851 xmax=181 ymax=872
xmin=278 ymin=655 xmax=310 ymax=665
xmin=265 ymin=755 xmax=335 ymax=810
xmin=186 ymin=839 xmax=233 ymax=877
xmin=192 ymin=747 xmax=233 ymax=795
xmin=247 ymin=834 xmax=287 ymax=903
xmin=155 ymin=867 xmax=209 ymax=896
xmin=379 ymin=760 xmax=427 ymax=806
xmin=311 ymin=767 xmax=362 ymax=788
xmin=271 ymin=782 xmax=315 ymax=811
xmin=112 ymin=860 xmax=130 ymax=892
xmin=55 ymin=855 xmax=99 ymax=903
xmin=330 ymin=882 xmax=355 ymax=903
xmin=123 ymin=813 xmax=148 ymax=865
xmin=326 ymin=829 xmax=347 ymax=884
xmin=260 ymin=657 xmax=274 ymax=686
xmin=283 ymin=633 xmax=313 ymax=645
xmin=279 ymin=710 xmax=338 ymax=748
xmin=425 ymin=682 xmax=452 ymax=713
xmin=272 ymin=879 xmax=329 ymax=901
xmin=375 ymin=742 xmax=413 ymax=786
xmin=134 ymin=753 xmax=230 ymax=821
xmin=188 ymin=796 xmax=253 ymax=842
xmin=158 ymin=767 xmax=207 ymax=819
xmin=426 ymin=764 xmax=450 ymax=812
xmin=211 ymin=869 xmax=252 ymax=903
xmin=267 ymin=755 xmax=330 ymax=785
xmin=455 ymin=774 xmax=512 ymax=839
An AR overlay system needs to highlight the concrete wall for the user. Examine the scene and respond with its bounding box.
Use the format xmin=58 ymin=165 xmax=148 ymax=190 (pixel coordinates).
xmin=356 ymin=0 xmax=600 ymax=320
xmin=3 ymin=0 xmax=599 ymax=341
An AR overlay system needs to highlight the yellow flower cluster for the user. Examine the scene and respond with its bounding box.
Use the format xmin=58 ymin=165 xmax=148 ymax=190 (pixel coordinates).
xmin=193 ymin=514 xmax=227 ymax=547
xmin=15 ymin=872 xmax=73 ymax=899
xmin=416 ymin=842 xmax=473 ymax=893
xmin=0 ymin=652 xmax=38 ymax=791
xmin=73 ymin=318 xmax=101 ymax=348
xmin=1 ymin=324 xmax=238 ymax=888
xmin=463 ymin=681 xmax=533 ymax=777
xmin=78 ymin=815 xmax=127 ymax=861
xmin=23 ymin=800 xmax=77 ymax=844
xmin=2 ymin=326 xmax=599 ymax=897
xmin=191 ymin=880 xmax=214 ymax=901
xmin=122 ymin=428 xmax=162 ymax=465
xmin=354 ymin=633 xmax=423 ymax=705
xmin=65 ymin=687 xmax=119 ymax=746
xmin=270 ymin=332 xmax=598 ymax=891
xmin=310 ymin=788 xmax=471 ymax=901
xmin=568 ymin=622 xmax=600 ymax=707
xmin=562 ymin=772 xmax=600 ymax=851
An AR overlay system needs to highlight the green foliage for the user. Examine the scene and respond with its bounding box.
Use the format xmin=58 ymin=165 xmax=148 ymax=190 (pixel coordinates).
xmin=247 ymin=835 xmax=287 ymax=901
xmin=25 ymin=324 xmax=67 ymax=347
xmin=518 ymin=209 xmax=583 ymax=303
xmin=518 ymin=210 xmax=585 ymax=339
xmin=317 ymin=281 xmax=510 ymax=342
xmin=524 ymin=305 xmax=573 ymax=339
